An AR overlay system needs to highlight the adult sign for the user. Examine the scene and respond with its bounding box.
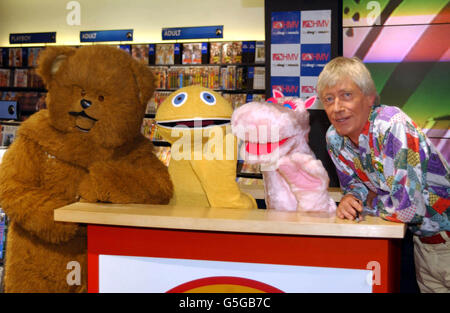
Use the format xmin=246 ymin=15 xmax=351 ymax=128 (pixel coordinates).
xmin=80 ymin=29 xmax=133 ymax=42
xmin=162 ymin=26 xmax=223 ymax=40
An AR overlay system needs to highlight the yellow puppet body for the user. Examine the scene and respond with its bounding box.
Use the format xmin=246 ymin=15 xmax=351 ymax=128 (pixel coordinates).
xmin=155 ymin=85 xmax=256 ymax=209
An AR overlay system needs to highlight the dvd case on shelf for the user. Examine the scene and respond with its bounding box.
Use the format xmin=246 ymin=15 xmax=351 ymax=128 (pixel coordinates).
xmin=149 ymin=66 xmax=169 ymax=89
xmin=240 ymin=162 xmax=261 ymax=175
xmin=164 ymin=66 xmax=220 ymax=90
xmin=154 ymin=91 xmax=171 ymax=110
xmin=209 ymin=42 xmax=222 ymax=64
xmin=146 ymin=96 xmax=157 ymax=115
xmin=28 ymin=48 xmax=44 ymax=68
xmin=221 ymin=42 xmax=243 ymax=64
xmin=0 ymin=69 xmax=11 ymax=87
xmin=156 ymin=44 xmax=175 ymax=65
xmin=222 ymin=93 xmax=248 ymax=109
xmin=13 ymin=69 xmax=28 ymax=88
xmin=182 ymin=43 xmax=203 ymax=64
xmin=0 ymin=91 xmax=16 ymax=101
xmin=132 ymin=44 xmax=149 ymax=64
xmin=9 ymin=48 xmax=23 ymax=67
xmin=141 ymin=118 xmax=153 ymax=140
xmin=255 ymin=41 xmax=265 ymax=64
xmin=1 ymin=124 xmax=19 ymax=146
xmin=251 ymin=93 xmax=265 ymax=102
xmin=221 ymin=42 xmax=233 ymax=64
xmin=231 ymin=41 xmax=243 ymax=64
xmin=253 ymin=67 xmax=265 ymax=90
xmin=141 ymin=118 xmax=164 ymax=142
xmin=146 ymin=91 xmax=172 ymax=114
xmin=242 ymin=41 xmax=256 ymax=64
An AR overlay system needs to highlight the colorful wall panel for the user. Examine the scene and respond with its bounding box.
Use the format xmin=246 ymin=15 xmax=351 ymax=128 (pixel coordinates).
xmin=343 ymin=0 xmax=450 ymax=162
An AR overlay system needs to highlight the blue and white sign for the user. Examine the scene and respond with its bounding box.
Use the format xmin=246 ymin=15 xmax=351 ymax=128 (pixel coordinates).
xmin=300 ymin=43 xmax=331 ymax=76
xmin=270 ymin=9 xmax=331 ymax=105
xmin=270 ymin=76 xmax=300 ymax=97
xmin=300 ymin=10 xmax=331 ymax=44
xmin=80 ymin=29 xmax=133 ymax=42
xmin=271 ymin=44 xmax=301 ymax=77
xmin=9 ymin=32 xmax=56 ymax=44
xmin=271 ymin=11 xmax=300 ymax=44
xmin=162 ymin=26 xmax=223 ymax=40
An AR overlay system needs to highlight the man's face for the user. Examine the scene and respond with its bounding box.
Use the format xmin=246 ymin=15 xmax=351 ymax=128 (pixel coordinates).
xmin=321 ymin=76 xmax=374 ymax=145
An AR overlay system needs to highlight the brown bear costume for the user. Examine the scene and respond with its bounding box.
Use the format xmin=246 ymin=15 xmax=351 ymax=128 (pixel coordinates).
xmin=0 ymin=45 xmax=173 ymax=292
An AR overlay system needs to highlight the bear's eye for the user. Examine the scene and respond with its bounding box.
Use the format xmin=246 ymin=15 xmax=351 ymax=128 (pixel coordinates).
xmin=98 ymin=95 xmax=104 ymax=102
xmin=81 ymin=90 xmax=86 ymax=97
xmin=200 ymin=91 xmax=216 ymax=105
xmin=172 ymin=92 xmax=188 ymax=107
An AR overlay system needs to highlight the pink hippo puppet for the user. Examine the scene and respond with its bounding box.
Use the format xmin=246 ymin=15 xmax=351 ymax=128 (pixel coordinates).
xmin=231 ymin=90 xmax=336 ymax=213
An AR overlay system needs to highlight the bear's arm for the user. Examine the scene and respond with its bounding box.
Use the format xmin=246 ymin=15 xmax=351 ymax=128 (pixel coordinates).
xmin=78 ymin=138 xmax=173 ymax=204
xmin=0 ymin=135 xmax=80 ymax=244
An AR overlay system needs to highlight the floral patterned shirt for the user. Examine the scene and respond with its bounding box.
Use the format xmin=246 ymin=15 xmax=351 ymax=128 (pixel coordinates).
xmin=326 ymin=104 xmax=450 ymax=237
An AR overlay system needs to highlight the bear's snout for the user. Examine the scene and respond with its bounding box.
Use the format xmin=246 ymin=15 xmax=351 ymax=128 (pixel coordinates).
xmin=80 ymin=99 xmax=92 ymax=109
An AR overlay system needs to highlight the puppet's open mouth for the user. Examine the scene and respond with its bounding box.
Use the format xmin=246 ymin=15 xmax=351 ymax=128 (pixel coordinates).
xmin=69 ymin=111 xmax=98 ymax=132
xmin=245 ymin=138 xmax=288 ymax=155
xmin=156 ymin=118 xmax=230 ymax=129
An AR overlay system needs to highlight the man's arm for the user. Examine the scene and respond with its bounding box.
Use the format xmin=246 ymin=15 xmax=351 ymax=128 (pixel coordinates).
xmin=326 ymin=136 xmax=369 ymax=220
xmin=371 ymin=120 xmax=448 ymax=224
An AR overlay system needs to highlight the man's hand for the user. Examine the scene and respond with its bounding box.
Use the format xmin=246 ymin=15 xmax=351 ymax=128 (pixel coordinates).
xmin=336 ymin=194 xmax=363 ymax=220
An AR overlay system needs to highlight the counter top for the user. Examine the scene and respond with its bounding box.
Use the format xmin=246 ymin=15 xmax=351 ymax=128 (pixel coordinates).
xmin=54 ymin=200 xmax=405 ymax=239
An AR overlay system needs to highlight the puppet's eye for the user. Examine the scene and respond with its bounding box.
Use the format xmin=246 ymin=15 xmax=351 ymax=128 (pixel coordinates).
xmin=172 ymin=92 xmax=188 ymax=107
xmin=81 ymin=90 xmax=86 ymax=97
xmin=200 ymin=91 xmax=216 ymax=105
xmin=98 ymin=95 xmax=104 ymax=102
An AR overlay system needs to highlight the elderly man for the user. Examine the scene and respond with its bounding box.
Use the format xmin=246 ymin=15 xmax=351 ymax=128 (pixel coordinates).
xmin=317 ymin=56 xmax=450 ymax=293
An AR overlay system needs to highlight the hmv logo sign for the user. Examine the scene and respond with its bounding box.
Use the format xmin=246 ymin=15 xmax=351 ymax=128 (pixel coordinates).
xmin=273 ymin=53 xmax=299 ymax=61
xmin=301 ymin=86 xmax=316 ymax=94
xmin=272 ymin=20 xmax=300 ymax=30
xmin=302 ymin=20 xmax=330 ymax=28
xmin=273 ymin=85 xmax=299 ymax=95
xmin=301 ymin=52 xmax=329 ymax=61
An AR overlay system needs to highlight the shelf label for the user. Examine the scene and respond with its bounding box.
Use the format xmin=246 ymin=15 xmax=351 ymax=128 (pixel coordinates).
xmin=80 ymin=29 xmax=133 ymax=42
xmin=162 ymin=26 xmax=223 ymax=40
xmin=9 ymin=32 xmax=56 ymax=44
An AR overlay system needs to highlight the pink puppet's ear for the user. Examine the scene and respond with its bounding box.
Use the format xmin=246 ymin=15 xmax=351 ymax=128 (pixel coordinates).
xmin=304 ymin=96 xmax=317 ymax=109
xmin=272 ymin=89 xmax=284 ymax=98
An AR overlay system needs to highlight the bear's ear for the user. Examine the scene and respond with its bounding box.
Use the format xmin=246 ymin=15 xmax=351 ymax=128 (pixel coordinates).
xmin=130 ymin=60 xmax=157 ymax=107
xmin=37 ymin=46 xmax=77 ymax=87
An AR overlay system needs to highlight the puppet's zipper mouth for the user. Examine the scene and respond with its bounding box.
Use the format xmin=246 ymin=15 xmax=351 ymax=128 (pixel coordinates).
xmin=69 ymin=110 xmax=98 ymax=122
xmin=70 ymin=111 xmax=98 ymax=132
xmin=156 ymin=119 xmax=230 ymax=129
xmin=245 ymin=138 xmax=288 ymax=155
